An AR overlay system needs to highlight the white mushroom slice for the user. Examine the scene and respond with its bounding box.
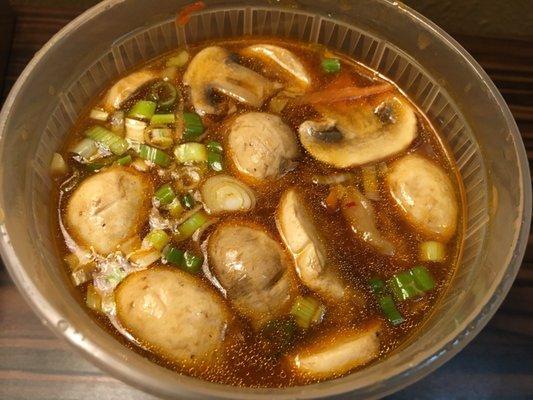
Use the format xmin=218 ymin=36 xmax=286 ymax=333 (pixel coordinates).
xmin=103 ymin=70 xmax=157 ymax=110
xmin=208 ymin=222 xmax=296 ymax=329
xmin=288 ymin=322 xmax=381 ymax=379
xmin=241 ymin=44 xmax=311 ymax=87
xmin=227 ymin=112 xmax=300 ymax=182
xmin=65 ymin=167 xmax=153 ymax=255
xmin=386 ymin=154 xmax=458 ymax=241
xmin=299 ymin=94 xmax=417 ymax=168
xmin=116 ymin=267 xmax=230 ymax=365
xmin=183 ymin=46 xmax=281 ymax=116
xmin=276 ymin=189 xmax=346 ymax=301
xmin=332 ymin=185 xmax=395 ymax=256
xmin=200 ymin=175 xmax=256 ymax=215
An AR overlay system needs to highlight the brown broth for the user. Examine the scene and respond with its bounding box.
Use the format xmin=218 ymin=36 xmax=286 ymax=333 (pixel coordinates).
xmin=51 ymin=37 xmax=465 ymax=388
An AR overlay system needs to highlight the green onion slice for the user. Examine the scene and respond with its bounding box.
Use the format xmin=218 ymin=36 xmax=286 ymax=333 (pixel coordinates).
xmin=139 ymin=144 xmax=171 ymax=167
xmin=86 ymin=284 xmax=102 ymax=312
xmin=117 ymin=154 xmax=132 ymax=166
xmin=369 ymin=278 xmax=404 ymax=326
xmin=290 ymin=295 xmax=325 ymax=329
xmin=71 ymin=138 xmax=98 ymax=159
xmin=162 ymin=245 xmax=185 ymax=266
xmin=207 ymin=151 xmax=224 ymax=172
xmin=128 ymin=100 xmax=157 ymax=120
xmin=181 ymin=193 xmax=195 ymax=209
xmin=86 ymin=125 xmax=128 ymax=155
xmin=144 ymin=229 xmax=170 ymax=251
xmin=174 ymin=142 xmax=208 ymax=164
xmin=145 ymin=127 xmax=173 ymax=149
xmin=155 ymin=183 xmax=176 ymax=206
xmin=387 ymin=266 xmax=436 ymax=301
xmin=183 ymin=250 xmax=203 ymax=274
xmin=419 ymin=241 xmax=446 ymax=262
xmin=206 ymin=141 xmax=223 ymax=153
xmin=321 ymin=58 xmax=341 ymax=74
xmin=150 ymin=113 xmax=176 ymax=125
xmin=149 ymin=81 xmax=178 ymax=108
xmin=176 ymin=209 xmax=208 ymax=240
xmin=166 ymin=50 xmax=190 ymax=67
xmin=182 ymin=112 xmax=204 ymax=140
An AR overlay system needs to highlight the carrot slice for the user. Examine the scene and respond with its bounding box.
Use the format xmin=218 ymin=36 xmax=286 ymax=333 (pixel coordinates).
xmin=177 ymin=1 xmax=206 ymax=26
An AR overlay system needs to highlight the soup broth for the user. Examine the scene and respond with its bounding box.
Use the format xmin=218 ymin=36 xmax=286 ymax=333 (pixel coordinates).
xmin=51 ymin=37 xmax=464 ymax=387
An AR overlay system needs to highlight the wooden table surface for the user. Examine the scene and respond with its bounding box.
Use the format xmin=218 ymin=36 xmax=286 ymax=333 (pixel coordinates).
xmin=1 ymin=3 xmax=532 ymax=400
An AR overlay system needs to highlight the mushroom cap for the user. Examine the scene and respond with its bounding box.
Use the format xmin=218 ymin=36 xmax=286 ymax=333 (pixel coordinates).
xmin=276 ymin=188 xmax=347 ymax=301
xmin=241 ymin=44 xmax=311 ymax=87
xmin=103 ymin=70 xmax=157 ymax=110
xmin=65 ymin=166 xmax=153 ymax=255
xmin=299 ymin=94 xmax=417 ymax=168
xmin=183 ymin=46 xmax=281 ymax=116
xmin=116 ymin=267 xmax=230 ymax=365
xmin=386 ymin=154 xmax=458 ymax=241
xmin=208 ymin=221 xmax=296 ymax=329
xmin=227 ymin=112 xmax=300 ymax=182
xmin=288 ymin=321 xmax=381 ymax=379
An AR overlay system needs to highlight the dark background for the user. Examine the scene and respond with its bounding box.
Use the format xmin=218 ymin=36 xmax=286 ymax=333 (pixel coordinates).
xmin=0 ymin=0 xmax=532 ymax=399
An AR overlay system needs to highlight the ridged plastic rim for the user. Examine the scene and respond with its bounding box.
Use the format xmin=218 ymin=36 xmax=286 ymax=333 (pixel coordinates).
xmin=0 ymin=0 xmax=530 ymax=399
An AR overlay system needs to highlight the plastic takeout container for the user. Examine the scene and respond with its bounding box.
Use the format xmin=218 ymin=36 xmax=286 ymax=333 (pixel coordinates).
xmin=0 ymin=0 xmax=530 ymax=398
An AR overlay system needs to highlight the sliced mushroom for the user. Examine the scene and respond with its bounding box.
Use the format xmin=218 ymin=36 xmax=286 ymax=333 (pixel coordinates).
xmin=103 ymin=70 xmax=157 ymax=110
xmin=241 ymin=44 xmax=311 ymax=88
xmin=329 ymin=185 xmax=395 ymax=256
xmin=386 ymin=154 xmax=458 ymax=241
xmin=200 ymin=175 xmax=256 ymax=215
xmin=183 ymin=46 xmax=282 ymax=116
xmin=299 ymin=94 xmax=417 ymax=168
xmin=227 ymin=112 xmax=300 ymax=182
xmin=208 ymin=222 xmax=296 ymax=329
xmin=116 ymin=267 xmax=230 ymax=365
xmin=288 ymin=321 xmax=381 ymax=379
xmin=65 ymin=167 xmax=153 ymax=255
xmin=276 ymin=189 xmax=347 ymax=301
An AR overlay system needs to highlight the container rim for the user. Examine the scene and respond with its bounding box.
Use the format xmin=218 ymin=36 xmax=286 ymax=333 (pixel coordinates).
xmin=0 ymin=0 xmax=530 ymax=398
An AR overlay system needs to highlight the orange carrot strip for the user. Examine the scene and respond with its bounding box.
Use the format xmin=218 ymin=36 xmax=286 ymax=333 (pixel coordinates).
xmin=177 ymin=1 xmax=206 ymax=26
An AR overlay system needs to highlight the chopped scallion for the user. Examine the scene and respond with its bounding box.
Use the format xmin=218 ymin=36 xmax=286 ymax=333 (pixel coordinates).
xmin=206 ymin=141 xmax=223 ymax=153
xmin=85 ymin=156 xmax=116 ymax=172
xmin=155 ymin=183 xmax=176 ymax=206
xmin=129 ymin=247 xmax=161 ymax=268
xmin=149 ymin=81 xmax=178 ymax=108
xmin=168 ymin=198 xmax=185 ymax=218
xmin=419 ymin=241 xmax=446 ymax=262
xmin=145 ymin=127 xmax=173 ymax=149
xmin=207 ymin=151 xmax=224 ymax=171
xmin=182 ymin=112 xmax=204 ymax=140
xmin=129 ymin=100 xmax=157 ymax=120
xmin=176 ymin=209 xmax=208 ymax=240
xmin=369 ymin=277 xmax=404 ymax=326
xmin=174 ymin=142 xmax=208 ymax=164
xmin=290 ymin=295 xmax=325 ymax=329
xmin=183 ymin=250 xmax=203 ymax=274
xmin=163 ymin=245 xmax=184 ymax=266
xmin=139 ymin=144 xmax=171 ymax=167
xmin=86 ymin=125 xmax=128 ymax=155
xmin=144 ymin=229 xmax=170 ymax=251
xmin=125 ymin=118 xmax=147 ymax=143
xmin=86 ymin=284 xmax=102 ymax=312
xmin=117 ymin=154 xmax=132 ymax=166
xmin=89 ymin=108 xmax=109 ymax=121
xmin=150 ymin=113 xmax=176 ymax=125
xmin=387 ymin=266 xmax=436 ymax=301
xmin=181 ymin=193 xmax=195 ymax=209
xmin=321 ymin=58 xmax=341 ymax=74
xmin=166 ymin=50 xmax=190 ymax=67
xmin=71 ymin=138 xmax=98 ymax=159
